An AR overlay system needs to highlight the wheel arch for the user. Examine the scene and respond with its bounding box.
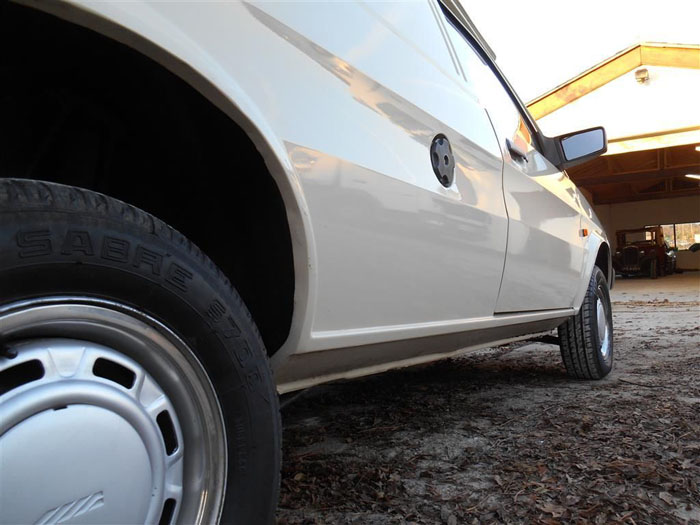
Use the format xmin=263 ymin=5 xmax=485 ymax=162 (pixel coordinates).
xmin=572 ymin=232 xmax=612 ymax=313
xmin=7 ymin=0 xmax=315 ymax=357
xmin=595 ymin=241 xmax=612 ymax=287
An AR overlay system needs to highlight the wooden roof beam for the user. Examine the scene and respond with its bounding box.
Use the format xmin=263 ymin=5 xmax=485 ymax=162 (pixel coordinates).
xmin=527 ymin=43 xmax=700 ymax=120
xmin=593 ymin=187 xmax=700 ymax=205
xmin=574 ymin=165 xmax=700 ymax=187
xmin=640 ymin=43 xmax=700 ymax=69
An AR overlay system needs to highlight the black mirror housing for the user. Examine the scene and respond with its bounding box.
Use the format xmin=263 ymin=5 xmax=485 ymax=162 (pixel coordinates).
xmin=540 ymin=126 xmax=607 ymax=171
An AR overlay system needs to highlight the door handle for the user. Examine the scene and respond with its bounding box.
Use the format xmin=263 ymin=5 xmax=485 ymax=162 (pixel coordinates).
xmin=506 ymin=139 xmax=528 ymax=163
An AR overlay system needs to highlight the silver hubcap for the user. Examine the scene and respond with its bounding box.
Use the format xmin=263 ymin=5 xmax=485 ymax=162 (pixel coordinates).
xmin=596 ymin=293 xmax=611 ymax=360
xmin=0 ymin=298 xmax=227 ymax=525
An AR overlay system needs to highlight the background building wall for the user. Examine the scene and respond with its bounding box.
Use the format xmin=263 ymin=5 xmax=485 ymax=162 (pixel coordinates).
xmin=593 ymin=195 xmax=700 ymax=269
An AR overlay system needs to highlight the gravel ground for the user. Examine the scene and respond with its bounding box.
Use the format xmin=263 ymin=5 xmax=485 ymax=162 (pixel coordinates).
xmin=277 ymin=272 xmax=700 ymax=524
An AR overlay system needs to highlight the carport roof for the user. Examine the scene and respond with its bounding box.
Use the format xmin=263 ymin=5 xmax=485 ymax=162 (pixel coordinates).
xmin=566 ymin=142 xmax=699 ymax=204
xmin=527 ymin=43 xmax=700 ymax=155
xmin=531 ymin=43 xmax=700 ymax=205
xmin=528 ymin=43 xmax=699 ymax=119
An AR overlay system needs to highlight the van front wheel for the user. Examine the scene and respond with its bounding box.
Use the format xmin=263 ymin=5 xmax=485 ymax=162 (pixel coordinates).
xmin=558 ymin=266 xmax=613 ymax=380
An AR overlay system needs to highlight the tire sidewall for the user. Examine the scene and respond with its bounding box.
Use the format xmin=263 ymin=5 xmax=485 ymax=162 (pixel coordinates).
xmin=0 ymin=192 xmax=280 ymax=523
xmin=588 ymin=267 xmax=614 ymax=377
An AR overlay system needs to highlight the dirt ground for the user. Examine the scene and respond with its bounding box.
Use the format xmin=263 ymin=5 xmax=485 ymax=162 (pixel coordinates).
xmin=277 ymin=272 xmax=700 ymax=524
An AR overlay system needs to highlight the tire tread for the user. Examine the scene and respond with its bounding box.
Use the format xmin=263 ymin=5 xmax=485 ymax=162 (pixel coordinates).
xmin=0 ymin=177 xmax=281 ymax=521
xmin=558 ymin=266 xmax=611 ymax=380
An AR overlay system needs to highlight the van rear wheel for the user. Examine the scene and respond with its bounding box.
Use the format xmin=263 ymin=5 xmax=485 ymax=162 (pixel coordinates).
xmin=0 ymin=179 xmax=280 ymax=524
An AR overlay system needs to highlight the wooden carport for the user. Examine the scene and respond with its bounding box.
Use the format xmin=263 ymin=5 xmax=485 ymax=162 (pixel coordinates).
xmin=527 ymin=43 xmax=700 ymax=207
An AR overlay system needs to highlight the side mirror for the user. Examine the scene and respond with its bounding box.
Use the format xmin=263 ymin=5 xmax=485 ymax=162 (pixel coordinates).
xmin=540 ymin=126 xmax=607 ymax=171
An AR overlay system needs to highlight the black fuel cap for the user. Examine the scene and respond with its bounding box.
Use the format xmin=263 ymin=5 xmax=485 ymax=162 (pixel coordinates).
xmin=430 ymin=134 xmax=455 ymax=187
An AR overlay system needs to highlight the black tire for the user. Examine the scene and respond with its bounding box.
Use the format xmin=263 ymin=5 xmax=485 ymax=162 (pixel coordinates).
xmin=0 ymin=179 xmax=280 ymax=524
xmin=558 ymin=266 xmax=613 ymax=380
xmin=650 ymin=259 xmax=658 ymax=279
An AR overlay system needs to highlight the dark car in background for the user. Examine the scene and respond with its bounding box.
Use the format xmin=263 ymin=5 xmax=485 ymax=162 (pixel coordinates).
xmin=613 ymin=226 xmax=677 ymax=278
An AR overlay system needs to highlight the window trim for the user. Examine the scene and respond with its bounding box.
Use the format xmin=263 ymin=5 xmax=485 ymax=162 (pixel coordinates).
xmin=436 ymin=1 xmax=591 ymax=170
xmin=437 ymin=0 xmax=545 ymax=154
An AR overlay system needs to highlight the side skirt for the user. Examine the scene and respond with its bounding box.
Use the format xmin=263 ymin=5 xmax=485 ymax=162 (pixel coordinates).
xmin=276 ymin=315 xmax=569 ymax=393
